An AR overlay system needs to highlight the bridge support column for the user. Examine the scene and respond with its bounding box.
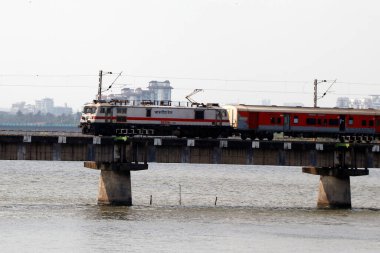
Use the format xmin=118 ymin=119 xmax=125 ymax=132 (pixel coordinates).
xmin=84 ymin=140 xmax=148 ymax=206
xmin=303 ymin=143 xmax=369 ymax=209
xmin=317 ymin=175 xmax=351 ymax=208
xmin=98 ymin=170 xmax=132 ymax=205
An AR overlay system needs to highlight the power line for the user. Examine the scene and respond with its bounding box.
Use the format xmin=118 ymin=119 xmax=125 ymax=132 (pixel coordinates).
xmin=2 ymin=73 xmax=380 ymax=86
xmin=0 ymin=84 xmax=93 ymax=87
xmin=0 ymin=84 xmax=379 ymax=97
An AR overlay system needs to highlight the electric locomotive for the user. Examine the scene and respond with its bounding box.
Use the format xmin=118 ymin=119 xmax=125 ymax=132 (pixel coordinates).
xmin=79 ymin=100 xmax=231 ymax=138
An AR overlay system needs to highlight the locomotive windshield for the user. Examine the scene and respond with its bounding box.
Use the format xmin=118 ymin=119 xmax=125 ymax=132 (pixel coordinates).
xmin=83 ymin=106 xmax=96 ymax=114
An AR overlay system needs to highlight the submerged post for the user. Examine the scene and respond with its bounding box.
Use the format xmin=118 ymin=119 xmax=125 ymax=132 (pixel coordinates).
xmin=303 ymin=143 xmax=369 ymax=209
xmin=84 ymin=137 xmax=148 ymax=206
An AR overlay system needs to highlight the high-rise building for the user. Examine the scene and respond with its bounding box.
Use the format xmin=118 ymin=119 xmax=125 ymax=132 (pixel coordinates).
xmin=35 ymin=98 xmax=54 ymax=114
xmin=105 ymin=80 xmax=173 ymax=105
xmin=147 ymin=80 xmax=173 ymax=102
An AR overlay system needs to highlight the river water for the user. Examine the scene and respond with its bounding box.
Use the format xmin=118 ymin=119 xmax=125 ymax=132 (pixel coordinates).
xmin=0 ymin=161 xmax=379 ymax=252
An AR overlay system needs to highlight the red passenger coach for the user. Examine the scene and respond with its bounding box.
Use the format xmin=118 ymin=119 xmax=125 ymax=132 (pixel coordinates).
xmin=223 ymin=105 xmax=380 ymax=141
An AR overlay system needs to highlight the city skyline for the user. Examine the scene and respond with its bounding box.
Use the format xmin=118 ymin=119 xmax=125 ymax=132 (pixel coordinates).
xmin=9 ymin=97 xmax=72 ymax=115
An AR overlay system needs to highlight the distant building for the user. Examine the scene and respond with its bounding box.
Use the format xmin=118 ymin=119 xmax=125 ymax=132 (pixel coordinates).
xmin=105 ymin=80 xmax=173 ymax=105
xmin=10 ymin=98 xmax=72 ymax=115
xmin=336 ymin=96 xmax=380 ymax=109
xmin=11 ymin=102 xmax=27 ymax=114
xmin=283 ymin=102 xmax=304 ymax=107
xmin=336 ymin=97 xmax=351 ymax=108
xmin=35 ymin=98 xmax=54 ymax=114
xmin=147 ymin=80 xmax=172 ymax=101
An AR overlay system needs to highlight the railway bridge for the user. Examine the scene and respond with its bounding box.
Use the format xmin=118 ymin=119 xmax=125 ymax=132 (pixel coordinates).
xmin=0 ymin=131 xmax=378 ymax=208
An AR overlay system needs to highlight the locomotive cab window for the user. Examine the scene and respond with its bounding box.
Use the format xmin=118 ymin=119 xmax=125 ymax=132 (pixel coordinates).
xmin=117 ymin=108 xmax=127 ymax=114
xmin=146 ymin=109 xmax=152 ymax=117
xmin=83 ymin=107 xmax=96 ymax=114
xmin=195 ymin=110 xmax=204 ymax=120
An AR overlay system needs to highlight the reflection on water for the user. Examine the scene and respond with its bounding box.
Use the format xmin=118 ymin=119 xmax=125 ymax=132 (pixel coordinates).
xmin=0 ymin=161 xmax=379 ymax=252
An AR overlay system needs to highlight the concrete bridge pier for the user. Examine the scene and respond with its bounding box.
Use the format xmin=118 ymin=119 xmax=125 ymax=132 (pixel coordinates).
xmin=317 ymin=175 xmax=351 ymax=208
xmin=98 ymin=169 xmax=132 ymax=205
xmin=84 ymin=139 xmax=148 ymax=205
xmin=303 ymin=143 xmax=369 ymax=209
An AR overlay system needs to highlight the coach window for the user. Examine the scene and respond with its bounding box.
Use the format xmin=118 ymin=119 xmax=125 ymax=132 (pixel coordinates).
xmin=100 ymin=108 xmax=105 ymax=113
xmin=377 ymin=119 xmax=380 ymax=127
xmin=349 ymin=117 xmax=353 ymax=125
xmin=270 ymin=117 xmax=275 ymax=124
xmin=106 ymin=108 xmax=112 ymax=114
xmin=195 ymin=110 xmax=204 ymax=120
xmin=306 ymin=118 xmax=316 ymax=125
xmin=293 ymin=116 xmax=299 ymax=124
xmin=362 ymin=120 xmax=367 ymax=126
xmin=146 ymin=109 xmax=152 ymax=117
xmin=369 ymin=120 xmax=374 ymax=127
xmin=317 ymin=119 xmax=322 ymax=125
xmin=329 ymin=119 xmax=339 ymax=126
xmin=277 ymin=118 xmax=281 ymax=124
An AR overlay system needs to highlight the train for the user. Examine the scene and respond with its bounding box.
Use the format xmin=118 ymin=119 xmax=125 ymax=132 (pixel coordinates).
xmin=79 ymin=99 xmax=380 ymax=141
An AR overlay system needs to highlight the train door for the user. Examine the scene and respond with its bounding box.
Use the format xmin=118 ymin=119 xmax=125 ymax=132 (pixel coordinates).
xmin=283 ymin=114 xmax=291 ymax=132
xmin=339 ymin=115 xmax=346 ymax=132
xmin=215 ymin=110 xmax=223 ymax=126
xmin=248 ymin=112 xmax=259 ymax=129
xmin=375 ymin=116 xmax=380 ymax=135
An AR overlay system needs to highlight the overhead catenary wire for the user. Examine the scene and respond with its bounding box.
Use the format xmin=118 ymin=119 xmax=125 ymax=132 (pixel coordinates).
xmin=318 ymin=79 xmax=337 ymax=100
xmin=103 ymin=71 xmax=123 ymax=92
xmin=1 ymin=73 xmax=380 ymax=86
xmin=0 ymin=84 xmax=379 ymax=97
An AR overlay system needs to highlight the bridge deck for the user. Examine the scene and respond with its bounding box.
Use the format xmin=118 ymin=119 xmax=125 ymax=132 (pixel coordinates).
xmin=0 ymin=132 xmax=379 ymax=168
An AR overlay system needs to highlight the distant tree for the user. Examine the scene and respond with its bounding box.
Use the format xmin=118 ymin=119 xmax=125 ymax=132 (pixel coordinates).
xmin=16 ymin=110 xmax=23 ymax=117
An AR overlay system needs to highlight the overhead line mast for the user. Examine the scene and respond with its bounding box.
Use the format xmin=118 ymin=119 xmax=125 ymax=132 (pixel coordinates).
xmin=314 ymin=79 xmax=326 ymax=107
xmin=97 ymin=70 xmax=113 ymax=101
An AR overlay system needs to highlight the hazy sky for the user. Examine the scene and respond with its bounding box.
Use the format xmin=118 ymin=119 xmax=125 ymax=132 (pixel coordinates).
xmin=1 ymin=0 xmax=380 ymax=111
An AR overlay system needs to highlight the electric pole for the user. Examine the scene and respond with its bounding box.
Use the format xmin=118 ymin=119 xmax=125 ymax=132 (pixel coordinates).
xmin=314 ymin=79 xmax=317 ymax=108
xmin=314 ymin=79 xmax=327 ymax=107
xmin=97 ymin=70 xmax=113 ymax=101
xmin=97 ymin=70 xmax=103 ymax=101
